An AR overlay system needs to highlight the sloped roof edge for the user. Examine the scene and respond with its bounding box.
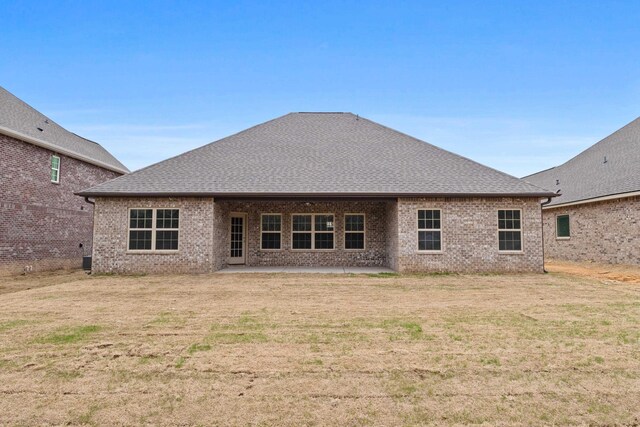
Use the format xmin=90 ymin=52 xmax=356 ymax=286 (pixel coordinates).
xmin=0 ymin=125 xmax=129 ymax=174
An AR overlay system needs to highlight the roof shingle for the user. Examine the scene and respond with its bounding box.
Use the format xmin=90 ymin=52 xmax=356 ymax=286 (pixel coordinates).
xmin=79 ymin=112 xmax=552 ymax=197
xmin=0 ymin=86 xmax=129 ymax=174
xmin=524 ymin=117 xmax=640 ymax=206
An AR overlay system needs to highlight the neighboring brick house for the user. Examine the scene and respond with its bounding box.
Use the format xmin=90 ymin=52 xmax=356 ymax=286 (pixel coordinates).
xmin=525 ymin=117 xmax=640 ymax=265
xmin=0 ymin=86 xmax=129 ymax=275
xmin=79 ymin=113 xmax=554 ymax=274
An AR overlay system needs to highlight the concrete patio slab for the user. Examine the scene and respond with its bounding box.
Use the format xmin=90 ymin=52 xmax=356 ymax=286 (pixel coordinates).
xmin=216 ymin=266 xmax=395 ymax=274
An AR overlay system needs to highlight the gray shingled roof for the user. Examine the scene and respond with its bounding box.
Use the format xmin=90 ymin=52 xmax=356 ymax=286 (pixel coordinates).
xmin=0 ymin=86 xmax=129 ymax=174
xmin=79 ymin=112 xmax=552 ymax=197
xmin=524 ymin=117 xmax=640 ymax=207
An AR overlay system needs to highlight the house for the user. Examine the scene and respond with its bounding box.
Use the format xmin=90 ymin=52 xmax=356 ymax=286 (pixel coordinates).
xmin=78 ymin=112 xmax=554 ymax=274
xmin=524 ymin=117 xmax=640 ymax=265
xmin=0 ymin=86 xmax=129 ymax=275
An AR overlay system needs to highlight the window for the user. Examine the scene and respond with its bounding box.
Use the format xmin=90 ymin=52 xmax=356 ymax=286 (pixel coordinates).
xmin=261 ymin=214 xmax=282 ymax=250
xmin=128 ymin=208 xmax=179 ymax=251
xmin=417 ymin=209 xmax=442 ymax=251
xmin=292 ymin=214 xmax=334 ymax=250
xmin=345 ymin=214 xmax=365 ymax=250
xmin=51 ymin=155 xmax=60 ymax=183
xmin=556 ymin=215 xmax=570 ymax=238
xmin=498 ymin=209 xmax=522 ymax=251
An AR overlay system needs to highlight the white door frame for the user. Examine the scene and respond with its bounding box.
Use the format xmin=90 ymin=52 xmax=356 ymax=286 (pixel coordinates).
xmin=228 ymin=212 xmax=247 ymax=265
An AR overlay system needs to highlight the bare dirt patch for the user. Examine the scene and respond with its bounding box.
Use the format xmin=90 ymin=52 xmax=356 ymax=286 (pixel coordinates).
xmin=547 ymin=259 xmax=640 ymax=284
xmin=0 ymin=272 xmax=639 ymax=425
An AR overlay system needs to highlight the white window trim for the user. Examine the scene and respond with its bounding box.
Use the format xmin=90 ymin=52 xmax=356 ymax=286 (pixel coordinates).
xmin=51 ymin=155 xmax=60 ymax=184
xmin=497 ymin=208 xmax=524 ymax=254
xmin=416 ymin=208 xmax=443 ymax=253
xmin=291 ymin=213 xmax=335 ymax=251
xmin=127 ymin=208 xmax=180 ymax=254
xmin=260 ymin=213 xmax=283 ymax=251
xmin=556 ymin=214 xmax=571 ymax=240
xmin=344 ymin=213 xmax=366 ymax=251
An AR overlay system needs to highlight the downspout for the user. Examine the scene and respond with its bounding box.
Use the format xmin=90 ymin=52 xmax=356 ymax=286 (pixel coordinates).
xmin=540 ymin=193 xmax=557 ymax=273
xmin=84 ymin=197 xmax=96 ymax=273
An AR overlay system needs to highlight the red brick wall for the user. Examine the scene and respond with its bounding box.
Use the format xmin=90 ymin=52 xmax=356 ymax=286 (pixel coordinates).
xmin=0 ymin=134 xmax=122 ymax=275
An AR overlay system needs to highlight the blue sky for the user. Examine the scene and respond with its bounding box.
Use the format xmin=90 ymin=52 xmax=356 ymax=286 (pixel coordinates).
xmin=1 ymin=1 xmax=639 ymax=176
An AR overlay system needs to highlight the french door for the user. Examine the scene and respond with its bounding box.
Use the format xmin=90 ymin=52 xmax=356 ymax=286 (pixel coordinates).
xmin=228 ymin=213 xmax=247 ymax=264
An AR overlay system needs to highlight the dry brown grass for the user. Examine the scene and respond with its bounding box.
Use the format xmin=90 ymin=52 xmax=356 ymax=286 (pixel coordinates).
xmin=0 ymin=270 xmax=639 ymax=426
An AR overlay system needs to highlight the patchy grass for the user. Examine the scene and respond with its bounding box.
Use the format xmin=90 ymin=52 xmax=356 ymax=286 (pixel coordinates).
xmin=0 ymin=319 xmax=29 ymax=332
xmin=35 ymin=325 xmax=101 ymax=345
xmin=0 ymin=270 xmax=639 ymax=426
xmin=186 ymin=343 xmax=211 ymax=354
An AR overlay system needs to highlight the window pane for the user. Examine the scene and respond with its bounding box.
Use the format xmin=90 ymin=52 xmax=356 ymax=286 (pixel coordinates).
xmin=51 ymin=156 xmax=60 ymax=168
xmin=345 ymin=215 xmax=364 ymax=232
xmin=157 ymin=209 xmax=179 ymax=229
xmin=345 ymin=232 xmax=364 ymax=250
xmin=51 ymin=169 xmax=59 ymax=182
xmin=314 ymin=232 xmax=334 ymax=249
xmin=315 ymin=215 xmax=334 ymax=231
xmin=292 ymin=215 xmax=312 ymax=231
xmin=155 ymin=230 xmax=179 ymax=250
xmin=499 ymin=230 xmax=522 ymax=251
xmin=261 ymin=233 xmax=281 ymax=250
xmin=262 ymin=215 xmax=281 ymax=232
xmin=129 ymin=230 xmax=152 ymax=250
xmin=418 ymin=210 xmax=441 ymax=230
xmin=418 ymin=230 xmax=441 ymax=251
xmin=292 ymin=232 xmax=312 ymax=249
xmin=130 ymin=209 xmax=153 ymax=229
xmin=498 ymin=210 xmax=520 ymax=231
xmin=557 ymin=215 xmax=570 ymax=237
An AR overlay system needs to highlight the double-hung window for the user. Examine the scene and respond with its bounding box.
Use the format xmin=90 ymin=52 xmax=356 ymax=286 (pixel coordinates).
xmin=292 ymin=214 xmax=334 ymax=250
xmin=344 ymin=214 xmax=365 ymax=250
xmin=128 ymin=208 xmax=180 ymax=251
xmin=51 ymin=155 xmax=60 ymax=183
xmin=417 ymin=209 xmax=442 ymax=251
xmin=556 ymin=215 xmax=570 ymax=238
xmin=498 ymin=209 xmax=522 ymax=251
xmin=261 ymin=214 xmax=282 ymax=250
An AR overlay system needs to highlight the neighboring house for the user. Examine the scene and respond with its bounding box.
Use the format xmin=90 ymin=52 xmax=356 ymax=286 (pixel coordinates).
xmin=0 ymin=86 xmax=129 ymax=275
xmin=79 ymin=112 xmax=554 ymax=274
xmin=525 ymin=117 xmax=640 ymax=265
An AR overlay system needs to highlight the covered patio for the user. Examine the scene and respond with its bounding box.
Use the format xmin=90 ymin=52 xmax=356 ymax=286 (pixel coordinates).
xmin=216 ymin=265 xmax=396 ymax=274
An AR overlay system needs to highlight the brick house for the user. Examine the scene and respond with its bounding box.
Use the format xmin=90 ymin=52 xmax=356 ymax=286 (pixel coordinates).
xmin=525 ymin=117 xmax=640 ymax=265
xmin=79 ymin=113 xmax=554 ymax=274
xmin=0 ymin=86 xmax=129 ymax=275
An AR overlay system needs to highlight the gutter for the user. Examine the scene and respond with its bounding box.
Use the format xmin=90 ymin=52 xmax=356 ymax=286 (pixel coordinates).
xmin=542 ymin=190 xmax=640 ymax=209
xmin=0 ymin=125 xmax=130 ymax=175
xmin=75 ymin=191 xmax=559 ymax=199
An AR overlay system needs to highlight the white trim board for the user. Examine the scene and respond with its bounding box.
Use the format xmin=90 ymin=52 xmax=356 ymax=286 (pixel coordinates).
xmin=543 ymin=191 xmax=640 ymax=210
xmin=0 ymin=125 xmax=129 ymax=174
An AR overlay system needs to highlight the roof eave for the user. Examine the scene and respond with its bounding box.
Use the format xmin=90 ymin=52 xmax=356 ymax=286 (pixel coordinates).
xmin=77 ymin=191 xmax=558 ymax=199
xmin=0 ymin=125 xmax=130 ymax=174
xmin=543 ymin=189 xmax=640 ymax=209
